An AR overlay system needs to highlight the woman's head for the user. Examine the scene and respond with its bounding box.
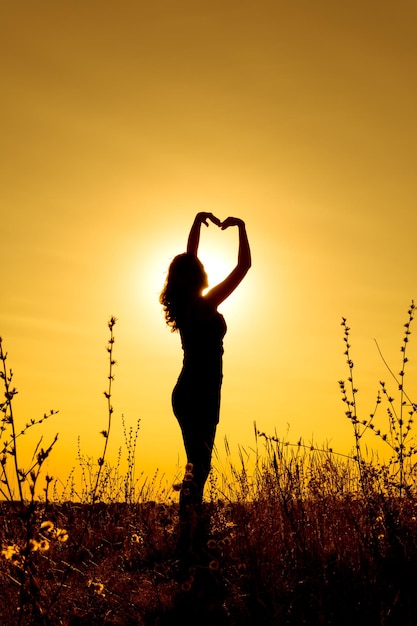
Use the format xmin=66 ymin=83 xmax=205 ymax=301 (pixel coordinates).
xmin=166 ymin=253 xmax=208 ymax=293
xmin=160 ymin=253 xmax=208 ymax=330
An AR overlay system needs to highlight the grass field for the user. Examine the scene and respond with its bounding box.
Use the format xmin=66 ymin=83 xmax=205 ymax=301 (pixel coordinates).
xmin=2 ymin=453 xmax=417 ymax=625
xmin=1 ymin=304 xmax=417 ymax=625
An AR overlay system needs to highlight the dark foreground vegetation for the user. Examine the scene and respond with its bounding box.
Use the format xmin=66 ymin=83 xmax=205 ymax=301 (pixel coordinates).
xmin=2 ymin=464 xmax=417 ymax=625
xmin=1 ymin=303 xmax=417 ymax=624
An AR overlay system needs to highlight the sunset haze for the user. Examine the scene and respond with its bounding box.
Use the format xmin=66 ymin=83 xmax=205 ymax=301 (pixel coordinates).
xmin=1 ymin=0 xmax=417 ymax=496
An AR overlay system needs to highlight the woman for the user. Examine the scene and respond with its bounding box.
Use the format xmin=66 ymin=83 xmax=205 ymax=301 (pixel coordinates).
xmin=160 ymin=212 xmax=251 ymax=549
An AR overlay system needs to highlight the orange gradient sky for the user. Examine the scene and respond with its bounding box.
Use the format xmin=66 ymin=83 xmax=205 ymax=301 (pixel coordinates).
xmin=1 ymin=1 xmax=417 ymax=496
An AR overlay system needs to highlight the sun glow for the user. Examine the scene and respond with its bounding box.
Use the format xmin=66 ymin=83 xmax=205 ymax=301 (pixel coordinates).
xmin=201 ymin=250 xmax=235 ymax=292
xmin=197 ymin=222 xmax=238 ymax=293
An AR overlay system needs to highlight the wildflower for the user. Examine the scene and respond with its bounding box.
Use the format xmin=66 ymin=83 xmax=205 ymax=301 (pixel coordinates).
xmin=28 ymin=539 xmax=39 ymax=552
xmin=87 ymin=579 xmax=105 ymax=596
xmin=56 ymin=528 xmax=69 ymax=543
xmin=95 ymin=582 xmax=105 ymax=596
xmin=1 ymin=543 xmax=20 ymax=561
xmin=184 ymin=472 xmax=194 ymax=482
xmin=181 ymin=574 xmax=194 ymax=592
xmin=38 ymin=538 xmax=50 ymax=552
xmin=40 ymin=520 xmax=54 ymax=532
xmin=378 ymin=534 xmax=385 ymax=541
xmin=185 ymin=462 xmax=194 ymax=472
xmin=220 ymin=537 xmax=231 ymax=547
xmin=207 ymin=539 xmax=217 ymax=550
xmin=131 ymin=533 xmax=143 ymax=544
xmin=209 ymin=560 xmax=219 ymax=571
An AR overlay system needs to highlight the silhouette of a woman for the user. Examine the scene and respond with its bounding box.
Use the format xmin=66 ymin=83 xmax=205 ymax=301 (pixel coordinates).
xmin=160 ymin=212 xmax=251 ymax=550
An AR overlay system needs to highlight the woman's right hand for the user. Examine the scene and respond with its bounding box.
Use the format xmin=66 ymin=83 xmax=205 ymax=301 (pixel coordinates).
xmin=196 ymin=212 xmax=221 ymax=227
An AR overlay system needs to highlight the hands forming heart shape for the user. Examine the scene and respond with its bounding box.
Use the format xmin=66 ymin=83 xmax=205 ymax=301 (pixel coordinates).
xmin=198 ymin=212 xmax=244 ymax=230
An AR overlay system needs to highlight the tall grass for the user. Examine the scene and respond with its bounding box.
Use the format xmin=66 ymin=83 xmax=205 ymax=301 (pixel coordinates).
xmin=0 ymin=303 xmax=416 ymax=624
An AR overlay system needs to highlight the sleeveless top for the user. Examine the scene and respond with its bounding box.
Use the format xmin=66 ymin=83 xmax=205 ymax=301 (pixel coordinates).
xmin=178 ymin=297 xmax=227 ymax=393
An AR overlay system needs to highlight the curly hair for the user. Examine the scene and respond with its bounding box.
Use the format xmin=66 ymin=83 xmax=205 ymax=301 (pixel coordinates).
xmin=160 ymin=253 xmax=208 ymax=331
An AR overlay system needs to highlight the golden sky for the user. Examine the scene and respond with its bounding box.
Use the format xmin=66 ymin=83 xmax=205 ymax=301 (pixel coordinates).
xmin=1 ymin=0 xmax=417 ymax=497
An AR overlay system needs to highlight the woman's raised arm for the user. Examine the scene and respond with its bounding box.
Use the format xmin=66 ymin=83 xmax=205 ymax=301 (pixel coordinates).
xmin=187 ymin=212 xmax=221 ymax=257
xmin=205 ymin=217 xmax=251 ymax=308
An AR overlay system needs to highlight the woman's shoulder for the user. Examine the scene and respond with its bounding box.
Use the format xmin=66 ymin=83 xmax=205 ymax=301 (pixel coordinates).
xmin=193 ymin=296 xmax=217 ymax=321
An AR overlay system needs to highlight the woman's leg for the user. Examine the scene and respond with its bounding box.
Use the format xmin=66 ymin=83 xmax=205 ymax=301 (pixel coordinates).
xmin=172 ymin=384 xmax=219 ymax=555
xmin=180 ymin=418 xmax=217 ymax=507
xmin=175 ymin=419 xmax=216 ymax=558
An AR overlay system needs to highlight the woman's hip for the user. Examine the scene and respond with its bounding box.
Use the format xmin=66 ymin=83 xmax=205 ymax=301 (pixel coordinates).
xmin=172 ymin=381 xmax=221 ymax=425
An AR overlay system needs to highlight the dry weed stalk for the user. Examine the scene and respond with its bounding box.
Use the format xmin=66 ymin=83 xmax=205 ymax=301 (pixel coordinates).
xmin=0 ymin=338 xmax=58 ymax=505
xmin=339 ymin=300 xmax=416 ymax=494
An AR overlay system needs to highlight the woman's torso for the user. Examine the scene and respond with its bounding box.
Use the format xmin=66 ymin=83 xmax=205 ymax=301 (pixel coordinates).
xmin=178 ymin=297 xmax=227 ymax=390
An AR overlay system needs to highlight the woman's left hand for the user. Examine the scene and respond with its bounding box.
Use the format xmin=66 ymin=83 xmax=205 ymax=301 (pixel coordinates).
xmin=221 ymin=216 xmax=245 ymax=229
